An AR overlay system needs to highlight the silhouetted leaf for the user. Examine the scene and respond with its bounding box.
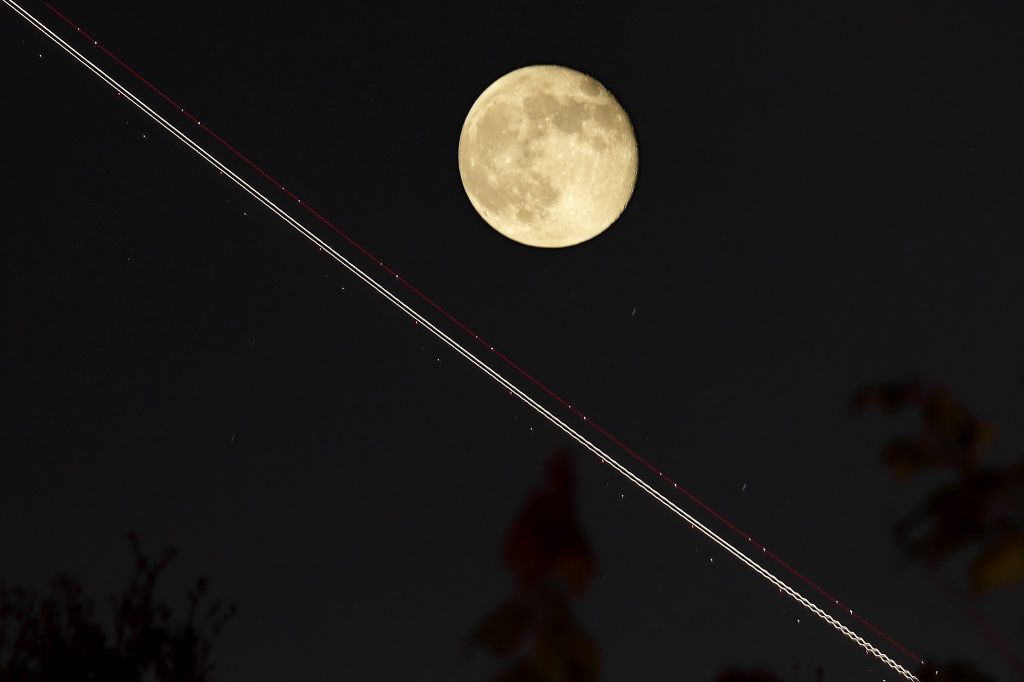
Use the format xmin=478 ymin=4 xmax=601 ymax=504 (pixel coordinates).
xmin=470 ymin=595 xmax=535 ymax=657
xmin=850 ymin=381 xmax=924 ymax=412
xmin=882 ymin=437 xmax=948 ymax=480
xmin=969 ymin=533 xmax=1024 ymax=593
xmin=502 ymin=450 xmax=595 ymax=597
xmin=896 ymin=471 xmax=1009 ymax=562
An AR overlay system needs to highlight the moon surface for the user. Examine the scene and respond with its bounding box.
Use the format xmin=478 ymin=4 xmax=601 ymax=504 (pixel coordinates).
xmin=458 ymin=65 xmax=638 ymax=248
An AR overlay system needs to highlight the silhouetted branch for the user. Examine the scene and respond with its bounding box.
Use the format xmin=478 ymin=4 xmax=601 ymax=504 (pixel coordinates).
xmin=0 ymin=534 xmax=235 ymax=682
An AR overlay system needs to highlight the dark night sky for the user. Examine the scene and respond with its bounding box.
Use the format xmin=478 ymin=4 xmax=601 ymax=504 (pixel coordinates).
xmin=3 ymin=2 xmax=1023 ymax=680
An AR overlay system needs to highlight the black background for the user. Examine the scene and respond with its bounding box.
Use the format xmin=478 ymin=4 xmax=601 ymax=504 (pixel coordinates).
xmin=3 ymin=2 xmax=1022 ymax=680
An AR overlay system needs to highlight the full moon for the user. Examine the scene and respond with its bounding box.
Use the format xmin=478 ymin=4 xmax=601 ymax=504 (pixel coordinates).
xmin=458 ymin=65 xmax=638 ymax=248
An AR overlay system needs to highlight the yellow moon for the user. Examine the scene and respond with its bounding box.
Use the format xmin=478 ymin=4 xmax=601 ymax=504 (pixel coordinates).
xmin=458 ymin=65 xmax=638 ymax=248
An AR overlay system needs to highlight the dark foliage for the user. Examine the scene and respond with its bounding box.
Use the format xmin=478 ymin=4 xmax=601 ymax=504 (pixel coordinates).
xmin=470 ymin=450 xmax=600 ymax=682
xmin=854 ymin=380 xmax=1024 ymax=592
xmin=0 ymin=534 xmax=234 ymax=682
xmin=470 ymin=380 xmax=1021 ymax=682
xmin=856 ymin=379 xmax=1024 ymax=680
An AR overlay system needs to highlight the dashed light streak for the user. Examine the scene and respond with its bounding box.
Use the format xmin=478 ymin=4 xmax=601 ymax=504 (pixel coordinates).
xmin=3 ymin=2 xmax=917 ymax=680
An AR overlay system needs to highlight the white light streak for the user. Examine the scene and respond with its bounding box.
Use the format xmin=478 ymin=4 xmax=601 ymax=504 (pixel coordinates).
xmin=3 ymin=3 xmax=917 ymax=680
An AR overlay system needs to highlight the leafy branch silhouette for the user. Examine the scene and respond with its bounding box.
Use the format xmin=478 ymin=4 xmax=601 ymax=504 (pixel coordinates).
xmin=854 ymin=378 xmax=1024 ymax=680
xmin=0 ymin=533 xmax=235 ymax=682
xmin=469 ymin=379 xmax=1022 ymax=682
xmin=853 ymin=379 xmax=1024 ymax=592
xmin=469 ymin=449 xmax=600 ymax=682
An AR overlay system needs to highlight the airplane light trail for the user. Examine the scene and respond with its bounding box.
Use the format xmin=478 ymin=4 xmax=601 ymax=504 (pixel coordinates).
xmin=4 ymin=2 xmax=920 ymax=678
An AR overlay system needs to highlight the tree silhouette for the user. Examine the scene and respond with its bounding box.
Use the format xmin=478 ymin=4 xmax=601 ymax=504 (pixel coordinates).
xmin=470 ymin=380 xmax=1023 ymax=682
xmin=852 ymin=379 xmax=1024 ymax=591
xmin=0 ymin=533 xmax=235 ymax=682
xmin=854 ymin=378 xmax=1024 ymax=680
xmin=469 ymin=449 xmax=600 ymax=682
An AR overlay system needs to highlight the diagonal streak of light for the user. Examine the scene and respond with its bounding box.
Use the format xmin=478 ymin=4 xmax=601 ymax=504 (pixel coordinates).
xmin=3 ymin=2 xmax=918 ymax=679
